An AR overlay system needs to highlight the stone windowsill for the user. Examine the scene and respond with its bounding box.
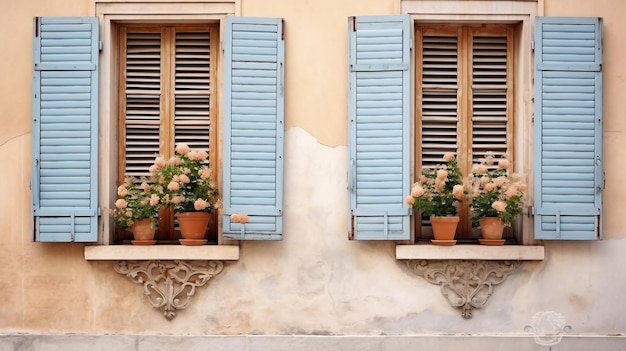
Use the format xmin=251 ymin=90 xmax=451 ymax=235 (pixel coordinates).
xmin=84 ymin=245 xmax=239 ymax=261
xmin=396 ymin=244 xmax=544 ymax=260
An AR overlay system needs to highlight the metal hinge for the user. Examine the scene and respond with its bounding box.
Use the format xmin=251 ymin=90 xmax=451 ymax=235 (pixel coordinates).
xmin=531 ymin=39 xmax=535 ymax=52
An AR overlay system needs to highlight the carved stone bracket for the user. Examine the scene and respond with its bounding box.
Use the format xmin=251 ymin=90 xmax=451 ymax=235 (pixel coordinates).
xmin=405 ymin=260 xmax=521 ymax=318
xmin=113 ymin=260 xmax=224 ymax=320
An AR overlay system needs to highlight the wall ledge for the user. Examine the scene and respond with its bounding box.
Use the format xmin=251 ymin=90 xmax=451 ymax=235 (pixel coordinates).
xmin=84 ymin=245 xmax=239 ymax=261
xmin=396 ymin=244 xmax=544 ymax=260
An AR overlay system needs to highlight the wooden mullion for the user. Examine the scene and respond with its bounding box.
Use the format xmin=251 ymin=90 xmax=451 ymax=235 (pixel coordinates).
xmin=157 ymin=26 xmax=175 ymax=240
xmin=458 ymin=26 xmax=472 ymax=238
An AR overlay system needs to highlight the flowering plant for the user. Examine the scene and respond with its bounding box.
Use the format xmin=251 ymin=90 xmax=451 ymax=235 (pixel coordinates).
xmin=405 ymin=153 xmax=466 ymax=217
xmin=112 ymin=177 xmax=162 ymax=229
xmin=469 ymin=153 xmax=526 ymax=225
xmin=150 ymin=143 xmax=220 ymax=214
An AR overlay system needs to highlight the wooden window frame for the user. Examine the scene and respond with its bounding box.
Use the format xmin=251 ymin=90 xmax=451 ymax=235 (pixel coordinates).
xmin=414 ymin=23 xmax=516 ymax=241
xmin=115 ymin=23 xmax=220 ymax=243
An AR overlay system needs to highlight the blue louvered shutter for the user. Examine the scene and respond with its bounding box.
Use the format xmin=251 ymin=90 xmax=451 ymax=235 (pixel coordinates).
xmin=533 ymin=17 xmax=603 ymax=240
xmin=32 ymin=17 xmax=100 ymax=242
xmin=348 ymin=15 xmax=411 ymax=240
xmin=223 ymin=17 xmax=284 ymax=240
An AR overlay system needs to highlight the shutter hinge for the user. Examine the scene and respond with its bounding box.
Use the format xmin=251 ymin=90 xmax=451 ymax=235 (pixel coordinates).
xmin=349 ymin=215 xmax=355 ymax=240
xmin=221 ymin=40 xmax=224 ymax=52
xmin=99 ymin=41 xmax=103 ymax=51
xmin=531 ymin=39 xmax=535 ymax=52
xmin=281 ymin=18 xmax=285 ymax=40
xmin=35 ymin=17 xmax=39 ymax=37
xmin=351 ymin=16 xmax=356 ymax=32
xmin=528 ymin=206 xmax=534 ymax=217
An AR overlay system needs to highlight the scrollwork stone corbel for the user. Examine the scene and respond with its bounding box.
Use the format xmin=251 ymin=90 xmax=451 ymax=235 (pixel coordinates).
xmin=405 ymin=259 xmax=521 ymax=318
xmin=113 ymin=260 xmax=224 ymax=320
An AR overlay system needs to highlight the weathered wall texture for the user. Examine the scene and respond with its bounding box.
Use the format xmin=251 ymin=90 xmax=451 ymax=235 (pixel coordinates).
xmin=1 ymin=0 xmax=626 ymax=346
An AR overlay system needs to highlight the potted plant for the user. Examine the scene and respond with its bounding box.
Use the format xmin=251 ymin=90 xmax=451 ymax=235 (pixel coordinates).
xmin=468 ymin=153 xmax=526 ymax=244
xmin=112 ymin=177 xmax=162 ymax=245
xmin=405 ymin=153 xmax=466 ymax=245
xmin=151 ymin=143 xmax=220 ymax=245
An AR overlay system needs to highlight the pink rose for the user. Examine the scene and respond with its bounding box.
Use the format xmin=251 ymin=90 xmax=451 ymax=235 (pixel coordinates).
xmin=175 ymin=143 xmax=190 ymax=155
xmin=443 ymin=152 xmax=455 ymax=162
xmin=498 ymin=159 xmax=511 ymax=170
xmin=197 ymin=150 xmax=209 ymax=161
xmin=167 ymin=181 xmax=180 ymax=191
xmin=436 ymin=169 xmax=448 ymax=181
xmin=453 ymin=185 xmax=465 ymax=200
xmin=405 ymin=195 xmax=415 ymax=206
xmin=492 ymin=201 xmax=507 ymax=212
xmin=117 ymin=185 xmax=128 ymax=197
xmin=411 ymin=185 xmax=426 ymax=197
xmin=115 ymin=199 xmax=127 ymax=209
xmin=194 ymin=199 xmax=208 ymax=211
xmin=150 ymin=194 xmax=160 ymax=206
xmin=179 ymin=174 xmax=190 ymax=184
xmin=199 ymin=168 xmax=211 ymax=180
xmin=154 ymin=156 xmax=166 ymax=168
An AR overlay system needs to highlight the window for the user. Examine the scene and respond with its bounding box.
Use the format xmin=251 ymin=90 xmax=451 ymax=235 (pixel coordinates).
xmin=347 ymin=13 xmax=603 ymax=242
xmin=32 ymin=12 xmax=286 ymax=243
xmin=116 ymin=24 xmax=219 ymax=242
xmin=415 ymin=24 xmax=514 ymax=240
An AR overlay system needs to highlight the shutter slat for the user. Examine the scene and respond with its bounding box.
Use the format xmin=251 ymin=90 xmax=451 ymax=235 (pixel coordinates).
xmin=534 ymin=17 xmax=603 ymax=240
xmin=32 ymin=17 xmax=99 ymax=242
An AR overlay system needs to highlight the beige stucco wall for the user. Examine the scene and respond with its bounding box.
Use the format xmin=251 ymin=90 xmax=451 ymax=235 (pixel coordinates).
xmin=2 ymin=0 xmax=626 ymax=341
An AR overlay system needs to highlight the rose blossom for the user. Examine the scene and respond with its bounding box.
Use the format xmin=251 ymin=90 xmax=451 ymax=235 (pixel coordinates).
xmin=492 ymin=200 xmax=507 ymax=212
xmin=140 ymin=182 xmax=150 ymax=192
xmin=505 ymin=186 xmax=519 ymax=198
xmin=194 ymin=199 xmax=208 ymax=211
xmin=175 ymin=143 xmax=191 ymax=155
xmin=154 ymin=156 xmax=166 ymax=168
xmin=453 ymin=184 xmax=465 ymax=200
xmin=493 ymin=176 xmax=507 ymax=187
xmin=117 ymin=185 xmax=128 ymax=197
xmin=179 ymin=174 xmax=190 ymax=184
xmin=115 ymin=199 xmax=128 ymax=209
xmin=443 ymin=152 xmax=455 ymax=162
xmin=411 ymin=185 xmax=426 ymax=197
xmin=484 ymin=182 xmax=497 ymax=192
xmin=498 ymin=158 xmax=511 ymax=170
xmin=436 ymin=169 xmax=448 ymax=181
xmin=167 ymin=181 xmax=180 ymax=191
xmin=405 ymin=195 xmax=416 ymax=206
xmin=197 ymin=150 xmax=209 ymax=161
xmin=149 ymin=194 xmax=160 ymax=206
xmin=171 ymin=195 xmax=184 ymax=204
xmin=231 ymin=213 xmax=241 ymax=223
xmin=238 ymin=214 xmax=249 ymax=224
xmin=188 ymin=150 xmax=199 ymax=160
xmin=472 ymin=164 xmax=488 ymax=174
xmin=199 ymin=168 xmax=211 ymax=179
xmin=148 ymin=165 xmax=158 ymax=174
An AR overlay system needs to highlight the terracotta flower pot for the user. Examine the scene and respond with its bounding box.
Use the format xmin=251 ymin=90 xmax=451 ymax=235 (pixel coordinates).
xmin=430 ymin=216 xmax=459 ymax=244
xmin=131 ymin=218 xmax=156 ymax=244
xmin=479 ymin=217 xmax=505 ymax=240
xmin=176 ymin=212 xmax=210 ymax=245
